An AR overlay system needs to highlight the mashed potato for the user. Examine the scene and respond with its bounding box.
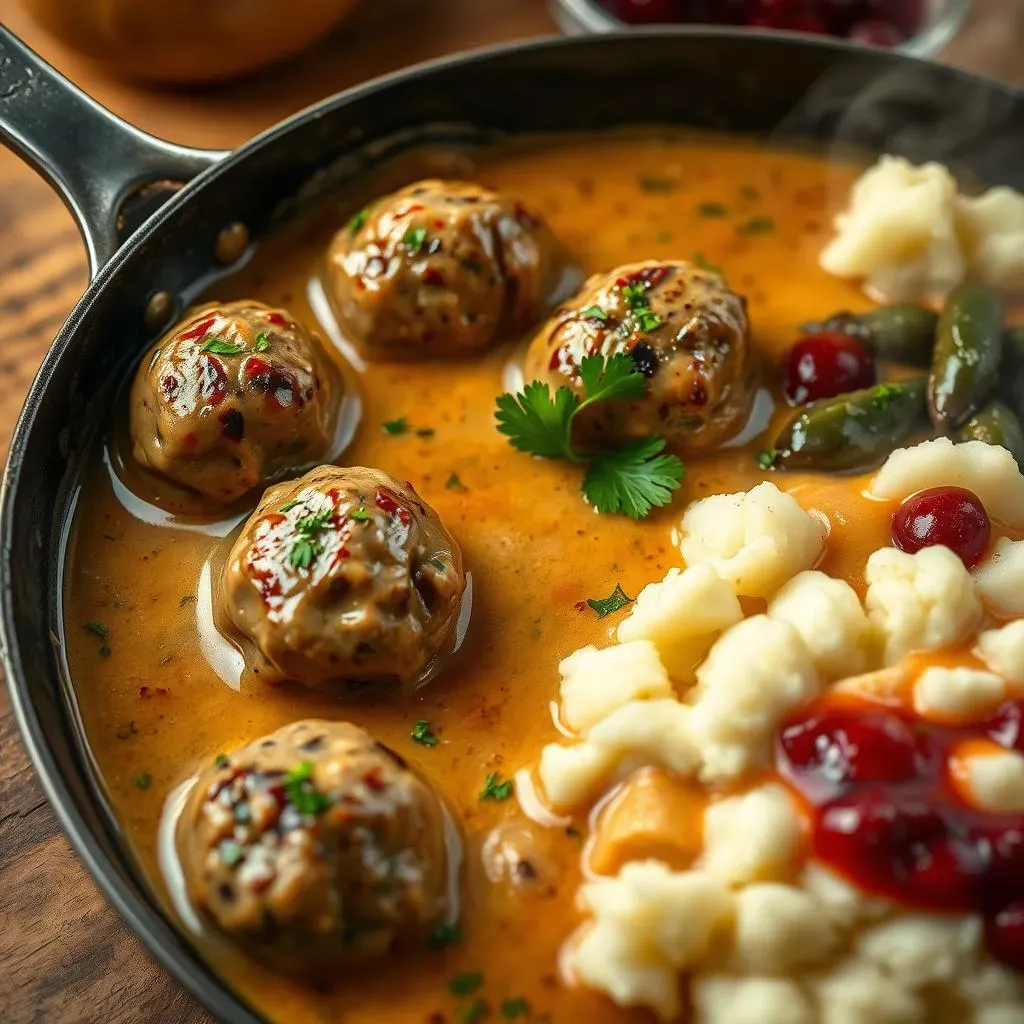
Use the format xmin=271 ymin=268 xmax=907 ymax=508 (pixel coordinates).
xmin=821 ymin=154 xmax=1024 ymax=301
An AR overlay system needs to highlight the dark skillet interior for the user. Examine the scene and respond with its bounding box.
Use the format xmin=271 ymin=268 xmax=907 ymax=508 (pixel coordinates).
xmin=4 ymin=29 xmax=1024 ymax=1024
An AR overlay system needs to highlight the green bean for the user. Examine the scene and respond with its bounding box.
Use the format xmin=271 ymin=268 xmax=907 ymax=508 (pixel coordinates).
xmin=928 ymin=283 xmax=1003 ymax=430
xmin=767 ymin=377 xmax=928 ymax=472
xmin=956 ymin=399 xmax=1024 ymax=466
xmin=802 ymin=305 xmax=937 ymax=367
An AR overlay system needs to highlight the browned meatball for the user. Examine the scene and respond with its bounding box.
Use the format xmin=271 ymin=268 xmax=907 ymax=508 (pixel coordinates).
xmin=222 ymin=466 xmax=465 ymax=690
xmin=130 ymin=301 xmax=341 ymax=504
xmin=524 ymin=261 xmax=756 ymax=451
xmin=326 ymin=179 xmax=566 ymax=356
xmin=178 ymin=720 xmax=454 ymax=975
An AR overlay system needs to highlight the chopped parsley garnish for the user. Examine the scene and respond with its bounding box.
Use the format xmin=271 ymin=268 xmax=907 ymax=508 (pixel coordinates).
xmin=253 ymin=332 xmax=270 ymax=352
xmin=287 ymin=508 xmax=334 ymax=571
xmin=279 ymin=498 xmax=303 ymax=512
xmin=416 ymin=427 xmax=436 ymax=438
xmin=495 ymin=354 xmax=684 ymax=519
xmin=214 ymin=753 xmax=229 ymax=769
xmin=449 ymin=972 xmax=484 ymax=996
xmin=737 ymin=215 xmax=775 ymax=236
xmin=480 ymin=772 xmax=514 ymax=802
xmin=85 ymin=620 xmax=111 ymax=657
xmin=135 ymin=772 xmax=152 ymax=790
xmin=696 ymin=201 xmax=727 ymax=217
xmin=739 ymin=184 xmax=761 ymax=200
xmin=500 ymin=998 xmax=530 ymax=1020
xmin=460 ymin=1000 xmax=489 ymax=1024
xmin=283 ymin=760 xmax=332 ymax=816
xmin=757 ymin=448 xmax=778 ymax=469
xmin=872 ymin=383 xmax=906 ymax=409
xmin=347 ymin=208 xmax=369 ymax=235
xmin=586 ymin=583 xmax=635 ymax=619
xmin=656 ymin=230 xmax=673 ymax=244
xmin=382 ymin=416 xmax=409 ymax=436
xmin=693 ymin=251 xmax=724 ymax=275
xmin=580 ymin=305 xmax=608 ymax=322
xmin=637 ymin=175 xmax=678 ymax=193
xmin=620 ymin=278 xmax=662 ymax=335
xmin=446 ymin=472 xmax=468 ymax=492
xmin=429 ymin=921 xmax=462 ymax=949
xmin=200 ymin=336 xmax=245 ymax=355
xmin=401 ymin=226 xmax=428 ymax=255
xmin=219 ymin=839 xmax=244 ymax=867
xmin=349 ymin=506 xmax=370 ymax=522
xmin=411 ymin=720 xmax=440 ymax=747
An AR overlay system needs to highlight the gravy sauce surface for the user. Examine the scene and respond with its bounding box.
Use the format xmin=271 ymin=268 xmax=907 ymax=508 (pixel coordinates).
xmin=63 ymin=132 xmax=891 ymax=1023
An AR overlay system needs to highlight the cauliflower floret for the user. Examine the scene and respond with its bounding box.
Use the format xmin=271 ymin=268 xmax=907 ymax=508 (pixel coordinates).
xmin=701 ymin=785 xmax=804 ymax=886
xmin=977 ymin=620 xmax=1024 ymax=683
xmin=800 ymin=863 xmax=890 ymax=930
xmin=729 ymin=883 xmax=838 ymax=974
xmin=974 ymin=538 xmax=1024 ymax=618
xmin=617 ymin=565 xmax=742 ymax=683
xmin=692 ymin=975 xmax=814 ymax=1024
xmin=572 ymin=862 xmax=733 ymax=1021
xmin=913 ymin=665 xmax=1006 ymax=722
xmin=961 ymin=748 xmax=1024 ymax=813
xmin=538 ymin=742 xmax=615 ymax=809
xmin=865 ymin=545 xmax=982 ymax=666
xmin=558 ymin=641 xmax=673 ymax=736
xmin=819 ymin=155 xmax=964 ymax=302
xmin=689 ymin=615 xmax=820 ymax=782
xmin=811 ymin=958 xmax=926 ymax=1024
xmin=539 ymin=699 xmax=699 ymax=810
xmin=855 ymin=914 xmax=982 ymax=988
xmin=956 ymin=186 xmax=1024 ymax=291
xmin=677 ymin=482 xmax=825 ymax=599
xmin=869 ymin=438 xmax=1024 ymax=528
xmin=767 ymin=570 xmax=871 ymax=678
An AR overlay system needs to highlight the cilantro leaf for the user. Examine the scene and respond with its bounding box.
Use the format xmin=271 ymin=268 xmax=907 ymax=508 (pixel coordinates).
xmin=582 ymin=437 xmax=684 ymax=519
xmin=449 ymin=972 xmax=484 ymax=996
xmin=446 ymin=472 xmax=468 ymax=492
xmin=401 ymin=227 xmax=427 ymax=255
xmin=200 ymin=337 xmax=245 ymax=355
xmin=347 ymin=208 xmax=369 ymax=235
xmin=577 ymin=353 xmax=647 ymax=408
xmin=280 ymin=498 xmax=303 ymax=512
xmin=480 ymin=772 xmax=514 ymax=801
xmin=580 ymin=305 xmax=608 ymax=322
xmin=283 ymin=760 xmax=331 ymax=816
xmin=495 ymin=382 xmax=578 ymax=460
xmin=382 ymin=416 xmax=408 ymax=436
xmin=500 ymin=999 xmax=530 ymax=1020
xmin=586 ymin=584 xmax=635 ymax=619
xmin=349 ymin=506 xmax=370 ymax=522
xmin=411 ymin=720 xmax=439 ymax=747
xmin=135 ymin=772 xmax=152 ymax=790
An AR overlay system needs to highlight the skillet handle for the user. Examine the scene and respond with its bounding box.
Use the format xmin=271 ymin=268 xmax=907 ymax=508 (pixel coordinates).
xmin=0 ymin=27 xmax=227 ymax=279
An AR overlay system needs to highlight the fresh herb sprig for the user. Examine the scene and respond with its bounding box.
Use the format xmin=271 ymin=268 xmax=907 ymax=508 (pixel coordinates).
xmin=495 ymin=354 xmax=684 ymax=519
xmin=283 ymin=761 xmax=331 ymax=816
xmin=287 ymin=508 xmax=334 ymax=571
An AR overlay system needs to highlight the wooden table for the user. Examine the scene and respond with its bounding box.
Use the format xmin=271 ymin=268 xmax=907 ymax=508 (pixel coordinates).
xmin=0 ymin=1 xmax=1021 ymax=1020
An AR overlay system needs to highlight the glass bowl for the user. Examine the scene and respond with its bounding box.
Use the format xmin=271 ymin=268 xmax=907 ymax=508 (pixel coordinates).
xmin=549 ymin=0 xmax=972 ymax=57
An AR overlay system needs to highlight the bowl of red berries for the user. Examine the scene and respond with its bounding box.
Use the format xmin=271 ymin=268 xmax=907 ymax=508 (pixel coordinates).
xmin=550 ymin=0 xmax=971 ymax=56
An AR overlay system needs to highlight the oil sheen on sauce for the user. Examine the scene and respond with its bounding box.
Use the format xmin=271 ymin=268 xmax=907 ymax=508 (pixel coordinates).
xmin=61 ymin=132 xmax=894 ymax=1024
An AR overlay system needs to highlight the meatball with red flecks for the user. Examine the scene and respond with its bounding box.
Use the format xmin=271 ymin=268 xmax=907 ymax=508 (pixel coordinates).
xmin=179 ymin=720 xmax=455 ymax=976
xmin=326 ymin=179 xmax=568 ymax=356
xmin=222 ymin=466 xmax=465 ymax=690
xmin=524 ymin=260 xmax=756 ymax=451
xmin=129 ymin=301 xmax=341 ymax=505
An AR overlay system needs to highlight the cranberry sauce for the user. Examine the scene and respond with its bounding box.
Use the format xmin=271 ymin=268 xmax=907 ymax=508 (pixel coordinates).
xmin=778 ymin=695 xmax=1024 ymax=969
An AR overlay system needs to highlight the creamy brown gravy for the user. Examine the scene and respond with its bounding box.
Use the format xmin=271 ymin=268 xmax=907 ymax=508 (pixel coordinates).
xmin=62 ymin=132 xmax=904 ymax=1023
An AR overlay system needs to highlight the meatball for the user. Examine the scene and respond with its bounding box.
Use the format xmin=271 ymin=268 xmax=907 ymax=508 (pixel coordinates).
xmin=222 ymin=466 xmax=465 ymax=690
xmin=130 ymin=301 xmax=341 ymax=504
xmin=326 ymin=179 xmax=566 ymax=356
xmin=525 ymin=261 xmax=756 ymax=451
xmin=179 ymin=720 xmax=453 ymax=975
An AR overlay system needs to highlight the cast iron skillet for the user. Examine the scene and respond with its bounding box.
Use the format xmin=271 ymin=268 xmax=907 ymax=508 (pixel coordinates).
xmin=2 ymin=23 xmax=1024 ymax=1024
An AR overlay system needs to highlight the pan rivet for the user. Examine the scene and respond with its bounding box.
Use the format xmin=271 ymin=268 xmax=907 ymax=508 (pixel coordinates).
xmin=215 ymin=222 xmax=251 ymax=266
xmin=144 ymin=291 xmax=174 ymax=334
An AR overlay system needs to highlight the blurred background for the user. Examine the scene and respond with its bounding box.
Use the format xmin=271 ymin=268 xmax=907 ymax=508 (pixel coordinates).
xmin=0 ymin=0 xmax=1021 ymax=1021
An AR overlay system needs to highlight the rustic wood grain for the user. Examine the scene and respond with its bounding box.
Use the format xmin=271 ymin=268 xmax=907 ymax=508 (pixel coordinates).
xmin=0 ymin=0 xmax=1020 ymax=1020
